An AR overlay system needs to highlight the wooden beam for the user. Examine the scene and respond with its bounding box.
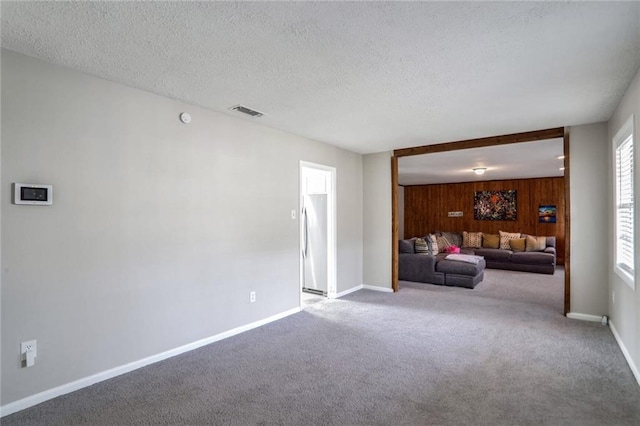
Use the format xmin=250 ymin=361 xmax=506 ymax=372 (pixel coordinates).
xmin=563 ymin=129 xmax=571 ymax=315
xmin=394 ymin=127 xmax=565 ymax=158
xmin=391 ymin=155 xmax=399 ymax=293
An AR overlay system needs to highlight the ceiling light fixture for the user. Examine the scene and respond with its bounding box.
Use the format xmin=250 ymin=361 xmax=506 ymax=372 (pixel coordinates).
xmin=472 ymin=167 xmax=487 ymax=175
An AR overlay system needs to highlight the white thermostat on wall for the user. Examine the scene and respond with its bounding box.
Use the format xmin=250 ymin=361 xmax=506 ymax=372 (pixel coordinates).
xmin=13 ymin=183 xmax=53 ymax=205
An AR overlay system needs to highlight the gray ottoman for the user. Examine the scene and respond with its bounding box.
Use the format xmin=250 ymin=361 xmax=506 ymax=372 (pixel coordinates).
xmin=436 ymin=258 xmax=486 ymax=289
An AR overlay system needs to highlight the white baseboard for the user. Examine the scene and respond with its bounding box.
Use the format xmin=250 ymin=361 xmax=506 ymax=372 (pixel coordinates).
xmin=0 ymin=307 xmax=301 ymax=418
xmin=332 ymin=284 xmax=363 ymax=299
xmin=362 ymin=284 xmax=394 ymax=293
xmin=566 ymin=312 xmax=603 ymax=322
xmin=330 ymin=284 xmax=393 ymax=299
xmin=609 ymin=321 xmax=640 ymax=388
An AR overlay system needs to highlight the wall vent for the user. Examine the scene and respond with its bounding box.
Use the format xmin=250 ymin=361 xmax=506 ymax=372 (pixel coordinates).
xmin=229 ymin=105 xmax=264 ymax=117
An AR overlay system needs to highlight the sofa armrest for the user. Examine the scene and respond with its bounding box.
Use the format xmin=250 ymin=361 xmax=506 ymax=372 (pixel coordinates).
xmin=545 ymin=236 xmax=556 ymax=249
xmin=544 ymin=246 xmax=557 ymax=264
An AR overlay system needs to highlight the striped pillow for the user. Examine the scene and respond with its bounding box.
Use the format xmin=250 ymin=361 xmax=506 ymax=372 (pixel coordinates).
xmin=437 ymin=235 xmax=453 ymax=253
xmin=414 ymin=238 xmax=429 ymax=254
xmin=462 ymin=231 xmax=483 ymax=248
xmin=499 ymin=231 xmax=521 ymax=250
xmin=425 ymin=234 xmax=439 ymax=255
xmin=442 ymin=232 xmax=462 ymax=247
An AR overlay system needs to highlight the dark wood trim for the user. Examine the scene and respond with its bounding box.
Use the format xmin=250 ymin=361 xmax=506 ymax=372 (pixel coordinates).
xmin=392 ymin=126 xmax=571 ymax=315
xmin=394 ymin=127 xmax=565 ymax=158
xmin=391 ymin=155 xmax=399 ymax=293
xmin=563 ymin=129 xmax=571 ymax=315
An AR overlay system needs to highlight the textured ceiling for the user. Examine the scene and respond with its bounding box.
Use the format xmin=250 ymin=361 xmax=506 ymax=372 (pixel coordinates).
xmin=2 ymin=2 xmax=639 ymax=154
xmin=398 ymin=138 xmax=564 ymax=186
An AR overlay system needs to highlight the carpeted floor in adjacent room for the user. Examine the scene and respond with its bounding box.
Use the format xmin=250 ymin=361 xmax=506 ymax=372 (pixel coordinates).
xmin=4 ymin=267 xmax=640 ymax=425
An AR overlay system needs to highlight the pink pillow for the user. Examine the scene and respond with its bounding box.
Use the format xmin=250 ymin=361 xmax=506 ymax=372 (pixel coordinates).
xmin=446 ymin=245 xmax=460 ymax=254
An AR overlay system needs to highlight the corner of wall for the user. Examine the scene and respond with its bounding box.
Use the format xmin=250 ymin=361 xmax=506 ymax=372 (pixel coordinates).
xmin=362 ymin=152 xmax=392 ymax=289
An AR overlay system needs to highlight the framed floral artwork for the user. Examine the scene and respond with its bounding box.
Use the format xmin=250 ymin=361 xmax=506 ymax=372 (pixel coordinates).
xmin=474 ymin=190 xmax=517 ymax=221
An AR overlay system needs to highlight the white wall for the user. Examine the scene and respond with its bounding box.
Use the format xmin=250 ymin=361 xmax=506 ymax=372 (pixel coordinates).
xmin=0 ymin=50 xmax=363 ymax=407
xmin=362 ymin=152 xmax=392 ymax=289
xmin=568 ymin=122 xmax=609 ymax=317
xmin=608 ymin=66 xmax=640 ymax=382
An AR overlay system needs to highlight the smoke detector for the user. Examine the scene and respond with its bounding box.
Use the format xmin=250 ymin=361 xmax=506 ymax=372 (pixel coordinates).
xmin=229 ymin=105 xmax=264 ymax=118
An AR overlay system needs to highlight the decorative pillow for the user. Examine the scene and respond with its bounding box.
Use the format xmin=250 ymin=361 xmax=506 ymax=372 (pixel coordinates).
xmin=425 ymin=234 xmax=439 ymax=255
xmin=509 ymin=238 xmax=526 ymax=252
xmin=462 ymin=231 xmax=483 ymax=248
xmin=446 ymin=245 xmax=461 ymax=254
xmin=525 ymin=235 xmax=547 ymax=252
xmin=414 ymin=238 xmax=429 ymax=254
xmin=499 ymin=231 xmax=521 ymax=250
xmin=437 ymin=235 xmax=453 ymax=253
xmin=442 ymin=232 xmax=462 ymax=248
xmin=399 ymin=239 xmax=415 ymax=254
xmin=482 ymin=234 xmax=500 ymax=249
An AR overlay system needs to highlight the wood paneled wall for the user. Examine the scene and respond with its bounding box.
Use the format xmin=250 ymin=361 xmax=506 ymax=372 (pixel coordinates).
xmin=403 ymin=177 xmax=565 ymax=264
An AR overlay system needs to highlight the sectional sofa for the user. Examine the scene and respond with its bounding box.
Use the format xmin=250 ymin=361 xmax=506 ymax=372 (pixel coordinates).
xmin=399 ymin=232 xmax=557 ymax=288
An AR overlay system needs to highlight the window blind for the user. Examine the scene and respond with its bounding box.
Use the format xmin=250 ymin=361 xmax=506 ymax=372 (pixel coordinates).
xmin=616 ymin=133 xmax=634 ymax=276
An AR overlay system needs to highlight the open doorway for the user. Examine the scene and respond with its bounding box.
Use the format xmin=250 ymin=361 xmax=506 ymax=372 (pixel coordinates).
xmin=300 ymin=161 xmax=337 ymax=307
xmin=391 ymin=127 xmax=571 ymax=315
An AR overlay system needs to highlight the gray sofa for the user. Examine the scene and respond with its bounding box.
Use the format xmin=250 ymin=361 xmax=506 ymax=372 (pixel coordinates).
xmin=466 ymin=235 xmax=557 ymax=275
xmin=398 ymin=233 xmax=556 ymax=288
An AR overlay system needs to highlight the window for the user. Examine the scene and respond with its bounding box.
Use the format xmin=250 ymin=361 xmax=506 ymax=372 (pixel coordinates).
xmin=614 ymin=115 xmax=635 ymax=289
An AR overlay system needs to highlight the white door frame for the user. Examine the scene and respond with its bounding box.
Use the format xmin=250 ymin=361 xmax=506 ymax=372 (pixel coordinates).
xmin=299 ymin=161 xmax=337 ymax=304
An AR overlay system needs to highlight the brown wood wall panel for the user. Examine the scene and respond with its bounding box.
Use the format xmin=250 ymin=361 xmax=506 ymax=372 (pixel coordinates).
xmin=403 ymin=177 xmax=565 ymax=264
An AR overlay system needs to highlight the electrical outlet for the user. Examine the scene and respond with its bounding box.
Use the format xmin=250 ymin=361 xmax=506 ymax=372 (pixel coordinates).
xmin=21 ymin=340 xmax=37 ymax=356
xmin=291 ymin=210 xmax=296 ymax=220
xmin=21 ymin=340 xmax=37 ymax=367
xmin=250 ymin=291 xmax=256 ymax=303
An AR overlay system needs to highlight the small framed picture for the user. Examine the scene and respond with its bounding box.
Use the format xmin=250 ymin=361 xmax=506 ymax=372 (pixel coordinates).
xmin=539 ymin=205 xmax=557 ymax=223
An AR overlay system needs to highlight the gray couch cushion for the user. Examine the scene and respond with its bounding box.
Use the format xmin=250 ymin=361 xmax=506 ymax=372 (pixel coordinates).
xmin=485 ymin=261 xmax=555 ymax=275
xmin=436 ymin=258 xmax=486 ymax=276
xmin=473 ymin=248 xmax=513 ymax=261
xmin=510 ymin=251 xmax=555 ymax=265
xmin=445 ymin=271 xmax=484 ymax=289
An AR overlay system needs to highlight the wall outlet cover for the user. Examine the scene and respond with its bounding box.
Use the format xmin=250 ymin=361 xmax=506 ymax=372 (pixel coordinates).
xmin=21 ymin=340 xmax=37 ymax=356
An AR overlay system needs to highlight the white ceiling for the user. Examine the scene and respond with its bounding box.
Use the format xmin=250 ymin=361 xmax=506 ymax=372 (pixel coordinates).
xmin=398 ymin=138 xmax=564 ymax=186
xmin=1 ymin=2 xmax=639 ymax=154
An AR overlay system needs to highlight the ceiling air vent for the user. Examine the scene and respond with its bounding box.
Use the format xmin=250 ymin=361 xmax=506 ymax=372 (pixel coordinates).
xmin=229 ymin=105 xmax=264 ymax=118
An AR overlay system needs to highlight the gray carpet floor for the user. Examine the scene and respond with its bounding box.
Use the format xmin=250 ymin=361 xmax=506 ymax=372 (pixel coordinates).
xmin=4 ymin=268 xmax=640 ymax=425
